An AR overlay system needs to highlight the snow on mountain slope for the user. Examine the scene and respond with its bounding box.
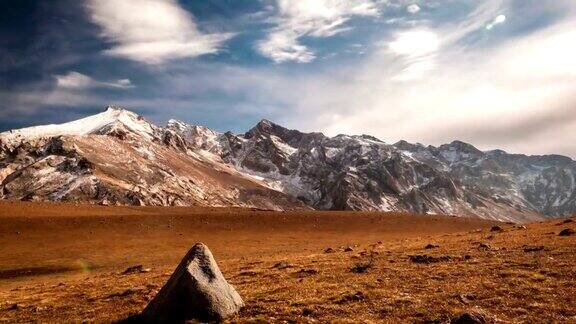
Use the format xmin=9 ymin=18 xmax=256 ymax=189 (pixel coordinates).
xmin=0 ymin=106 xmax=157 ymax=144
xmin=169 ymin=118 xmax=575 ymax=221
xmin=0 ymin=107 xmax=307 ymax=210
xmin=166 ymin=119 xmax=222 ymax=151
xmin=2 ymin=106 xmax=575 ymax=221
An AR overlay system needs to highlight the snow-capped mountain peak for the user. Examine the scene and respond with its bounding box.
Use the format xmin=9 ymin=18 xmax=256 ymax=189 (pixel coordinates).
xmin=0 ymin=105 xmax=156 ymax=144
xmin=0 ymin=107 xmax=305 ymax=211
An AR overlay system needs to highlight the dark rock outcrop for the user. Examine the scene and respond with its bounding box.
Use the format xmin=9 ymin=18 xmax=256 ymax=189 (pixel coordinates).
xmin=409 ymin=254 xmax=451 ymax=264
xmin=559 ymin=228 xmax=575 ymax=236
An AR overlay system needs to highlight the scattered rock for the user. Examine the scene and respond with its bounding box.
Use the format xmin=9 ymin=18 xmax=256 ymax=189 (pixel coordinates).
xmin=450 ymin=307 xmax=496 ymax=323
xmin=137 ymin=243 xmax=244 ymax=323
xmin=343 ymin=246 xmax=354 ymax=252
xmin=351 ymin=262 xmax=372 ymax=273
xmin=302 ymin=308 xmax=315 ymax=317
xmin=463 ymin=254 xmax=472 ymax=260
xmin=559 ymin=228 xmax=575 ymax=236
xmin=478 ymin=243 xmax=491 ymax=250
xmin=108 ymin=288 xmax=143 ymax=298
xmin=323 ymin=247 xmax=335 ymax=253
xmin=523 ymin=245 xmax=545 ymax=252
xmin=272 ymin=262 xmax=292 ymax=270
xmin=238 ymin=270 xmax=259 ymax=277
xmin=560 ymin=219 xmax=573 ymax=224
xmin=122 ymin=265 xmax=151 ymax=275
xmin=409 ymin=255 xmax=451 ymax=264
xmin=359 ymin=250 xmax=379 ymax=257
xmin=336 ymin=291 xmax=365 ymax=304
xmin=490 ymin=225 xmax=503 ymax=232
xmin=457 ymin=293 xmax=477 ymax=305
xmin=425 ymin=244 xmax=439 ymax=249
xmin=516 ymin=225 xmax=527 ymax=230
xmin=298 ymin=268 xmax=318 ymax=275
xmin=8 ymin=303 xmax=21 ymax=311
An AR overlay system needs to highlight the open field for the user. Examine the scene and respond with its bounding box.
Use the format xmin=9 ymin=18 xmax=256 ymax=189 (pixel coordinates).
xmin=0 ymin=201 xmax=574 ymax=322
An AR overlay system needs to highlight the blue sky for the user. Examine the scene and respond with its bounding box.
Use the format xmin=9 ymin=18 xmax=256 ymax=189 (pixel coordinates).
xmin=1 ymin=0 xmax=575 ymax=157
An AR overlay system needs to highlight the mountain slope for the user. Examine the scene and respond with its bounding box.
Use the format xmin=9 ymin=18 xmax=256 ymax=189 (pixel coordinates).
xmin=0 ymin=107 xmax=306 ymax=210
xmin=1 ymin=106 xmax=575 ymax=221
xmin=170 ymin=118 xmax=575 ymax=221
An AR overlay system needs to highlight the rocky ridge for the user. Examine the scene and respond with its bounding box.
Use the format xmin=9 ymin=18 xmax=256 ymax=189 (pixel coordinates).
xmin=0 ymin=106 xmax=305 ymax=210
xmin=2 ymin=106 xmax=575 ymax=221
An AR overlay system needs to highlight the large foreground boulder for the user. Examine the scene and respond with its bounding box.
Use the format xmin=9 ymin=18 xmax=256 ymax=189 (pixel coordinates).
xmin=140 ymin=243 xmax=244 ymax=323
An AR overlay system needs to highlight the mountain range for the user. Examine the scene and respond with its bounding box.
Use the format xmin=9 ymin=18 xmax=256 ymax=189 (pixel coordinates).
xmin=1 ymin=106 xmax=575 ymax=222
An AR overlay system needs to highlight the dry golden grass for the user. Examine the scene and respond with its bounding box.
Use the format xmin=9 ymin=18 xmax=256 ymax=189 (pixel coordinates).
xmin=0 ymin=201 xmax=574 ymax=323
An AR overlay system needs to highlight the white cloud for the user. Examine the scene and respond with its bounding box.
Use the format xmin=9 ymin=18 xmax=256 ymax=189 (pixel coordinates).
xmin=86 ymin=0 xmax=232 ymax=64
xmin=406 ymin=4 xmax=420 ymax=14
xmin=388 ymin=30 xmax=439 ymax=80
xmin=257 ymin=0 xmax=381 ymax=63
xmin=307 ymin=19 xmax=576 ymax=157
xmin=257 ymin=30 xmax=316 ymax=63
xmin=54 ymin=71 xmax=133 ymax=89
xmin=207 ymin=2 xmax=575 ymax=157
xmin=12 ymin=0 xmax=574 ymax=159
xmin=441 ymin=0 xmax=506 ymax=44
xmin=3 ymin=72 xmax=132 ymax=118
xmin=382 ymin=0 xmax=505 ymax=81
xmin=486 ymin=14 xmax=506 ymax=30
xmin=54 ymin=72 xmax=93 ymax=89
xmin=494 ymin=14 xmax=506 ymax=24
xmin=389 ymin=30 xmax=439 ymax=57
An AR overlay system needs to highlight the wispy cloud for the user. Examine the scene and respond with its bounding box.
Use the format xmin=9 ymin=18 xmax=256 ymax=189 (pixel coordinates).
xmin=441 ymin=0 xmax=507 ymax=45
xmin=257 ymin=29 xmax=316 ymax=63
xmin=0 ymin=72 xmax=133 ymax=119
xmin=54 ymin=71 xmax=133 ymax=89
xmin=199 ymin=1 xmax=576 ymax=157
xmin=311 ymin=18 xmax=576 ymax=157
xmin=3 ymin=0 xmax=576 ymax=159
xmin=85 ymin=0 xmax=233 ymax=64
xmin=386 ymin=29 xmax=439 ymax=80
xmin=384 ymin=0 xmax=507 ymax=82
xmin=256 ymin=0 xmax=381 ymax=63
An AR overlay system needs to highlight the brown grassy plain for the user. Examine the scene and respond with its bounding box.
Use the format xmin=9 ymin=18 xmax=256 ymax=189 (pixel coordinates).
xmin=0 ymin=201 xmax=574 ymax=323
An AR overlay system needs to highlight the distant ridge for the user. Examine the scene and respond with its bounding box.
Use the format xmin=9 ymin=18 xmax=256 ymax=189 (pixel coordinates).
xmin=1 ymin=105 xmax=575 ymax=221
